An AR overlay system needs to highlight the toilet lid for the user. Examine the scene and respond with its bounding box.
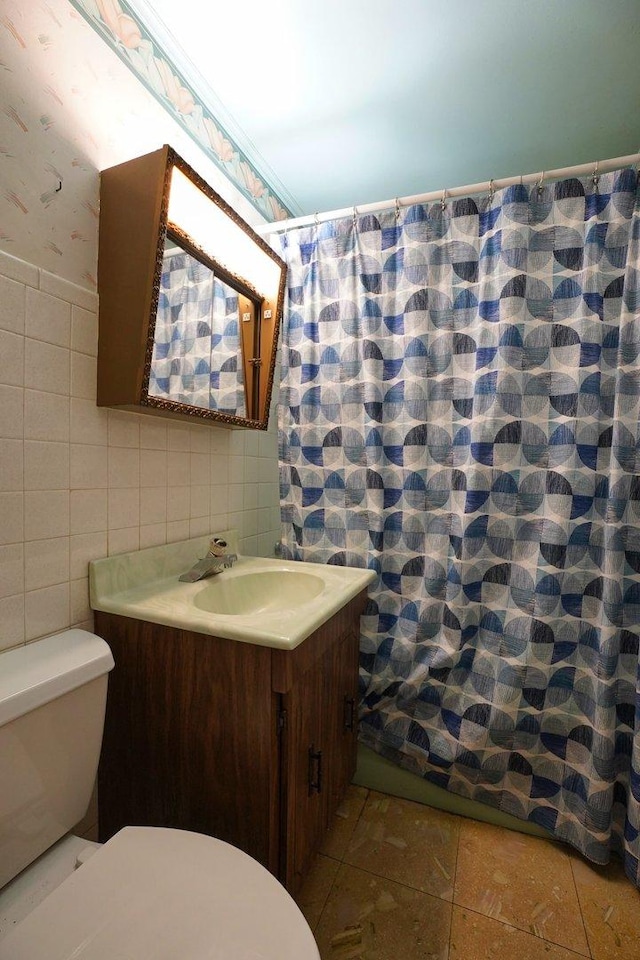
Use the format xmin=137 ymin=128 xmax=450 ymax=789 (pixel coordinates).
xmin=0 ymin=827 xmax=320 ymax=960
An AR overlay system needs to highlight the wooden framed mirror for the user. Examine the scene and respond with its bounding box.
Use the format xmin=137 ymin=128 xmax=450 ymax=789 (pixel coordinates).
xmin=97 ymin=145 xmax=286 ymax=429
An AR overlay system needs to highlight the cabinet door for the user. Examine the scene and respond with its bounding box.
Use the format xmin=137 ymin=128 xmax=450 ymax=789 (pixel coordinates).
xmin=280 ymin=656 xmax=326 ymax=893
xmin=323 ymin=625 xmax=360 ymax=818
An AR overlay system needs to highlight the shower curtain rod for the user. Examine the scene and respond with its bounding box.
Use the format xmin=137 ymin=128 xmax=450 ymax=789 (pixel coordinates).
xmin=255 ymin=151 xmax=640 ymax=236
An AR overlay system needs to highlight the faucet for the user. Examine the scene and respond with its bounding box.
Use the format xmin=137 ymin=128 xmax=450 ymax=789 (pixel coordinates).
xmin=179 ymin=537 xmax=237 ymax=582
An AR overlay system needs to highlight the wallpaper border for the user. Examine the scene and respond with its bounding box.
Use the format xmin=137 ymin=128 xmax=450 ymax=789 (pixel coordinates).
xmin=67 ymin=0 xmax=293 ymax=222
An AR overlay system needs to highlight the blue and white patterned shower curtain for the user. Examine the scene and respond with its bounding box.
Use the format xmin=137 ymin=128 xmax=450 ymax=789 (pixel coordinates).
xmin=278 ymin=168 xmax=640 ymax=885
xmin=150 ymin=248 xmax=245 ymax=415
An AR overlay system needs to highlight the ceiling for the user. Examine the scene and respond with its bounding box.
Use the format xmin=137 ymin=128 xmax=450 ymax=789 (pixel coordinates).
xmin=130 ymin=0 xmax=639 ymax=220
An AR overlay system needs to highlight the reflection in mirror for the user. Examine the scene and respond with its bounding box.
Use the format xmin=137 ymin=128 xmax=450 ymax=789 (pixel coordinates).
xmin=149 ymin=237 xmax=246 ymax=418
xmin=97 ymin=145 xmax=286 ymax=429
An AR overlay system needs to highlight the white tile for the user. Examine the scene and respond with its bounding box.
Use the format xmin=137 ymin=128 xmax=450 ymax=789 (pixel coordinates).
xmin=140 ymin=449 xmax=167 ymax=487
xmin=70 ymin=443 xmax=107 ymax=489
xmin=243 ymin=483 xmax=259 ymax=510
xmin=227 ymin=484 xmax=243 ymax=512
xmin=239 ymin=534 xmax=258 ymax=557
xmin=190 ymin=452 xmax=210 ymax=485
xmin=70 ymin=489 xmax=107 ymax=535
xmin=108 ymin=447 xmax=139 ymax=488
xmin=257 ymin=532 xmax=277 ymax=557
xmin=0 ymin=249 xmax=38 ymax=287
xmin=259 ymin=431 xmax=277 ymax=458
xmin=140 ymin=486 xmax=166 ymax=524
xmin=108 ymin=487 xmax=139 ymax=529
xmin=0 ymin=275 xmax=25 ymax=334
xmin=71 ymin=305 xmax=98 ymax=356
xmin=25 ymin=288 xmax=71 ymax=346
xmin=210 ymin=427 xmax=230 ymax=455
xmin=167 ymin=519 xmax=190 ymax=542
xmin=0 ymin=330 xmax=24 ymax=386
xmin=70 ymin=531 xmax=107 ymax=580
xmin=0 ymin=385 xmax=23 ymax=439
xmin=0 ymin=594 xmax=25 ymax=650
xmin=25 ymin=536 xmax=69 ymax=591
xmin=167 ymin=485 xmax=189 ymax=521
xmin=258 ymin=457 xmax=278 ymax=483
xmin=69 ymin=577 xmax=91 ymax=624
xmin=229 ymin=455 xmax=245 ymax=484
xmin=0 ymin=492 xmax=23 ymax=544
xmin=209 ymin=513 xmax=229 ymax=537
xmin=24 ymin=490 xmax=69 ymax=540
xmin=190 ymin=426 xmax=210 ymax=453
xmin=210 ymin=485 xmax=229 ymax=516
xmin=189 ymin=516 xmax=210 ymax=537
xmin=258 ymin=482 xmax=279 ymax=508
xmin=71 ymin=352 xmax=96 ymax=399
xmin=24 ymin=339 xmax=69 ymax=395
xmin=168 ymin=451 xmax=189 ymax=486
xmin=0 ymin=439 xmax=23 ymax=490
xmin=0 ymin=543 xmax=24 ymax=598
xmin=25 ymin=582 xmax=69 ymax=641
xmin=245 ymin=456 xmax=261 ymax=482
xmin=24 ymin=389 xmax=69 ymax=442
xmin=168 ymin=424 xmax=190 ymax=451
xmin=245 ymin=431 xmax=261 ymax=457
xmin=258 ymin=507 xmax=271 ymax=534
xmin=24 ymin=440 xmax=69 ymax=490
xmin=140 ymin=418 xmax=168 ymax=450
xmin=140 ymin=522 xmax=166 ymax=549
xmin=39 ymin=270 xmax=97 ymax=310
xmin=108 ymin=526 xmax=139 ymax=556
xmin=70 ymin=397 xmax=108 ymax=445
xmin=108 ymin=410 xmax=139 ymax=447
xmin=210 ymin=453 xmax=229 ymax=484
xmin=228 ymin=430 xmax=246 ymax=456
xmin=189 ymin=485 xmax=209 ymax=519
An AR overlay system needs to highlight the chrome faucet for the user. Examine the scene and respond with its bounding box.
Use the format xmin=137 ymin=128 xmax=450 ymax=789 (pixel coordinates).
xmin=179 ymin=538 xmax=237 ymax=582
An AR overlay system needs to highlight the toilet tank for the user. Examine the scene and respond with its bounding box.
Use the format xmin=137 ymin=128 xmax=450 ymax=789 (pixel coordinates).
xmin=0 ymin=630 xmax=114 ymax=889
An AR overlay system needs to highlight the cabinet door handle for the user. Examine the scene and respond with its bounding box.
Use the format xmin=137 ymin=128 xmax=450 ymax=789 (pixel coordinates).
xmin=344 ymin=696 xmax=356 ymax=730
xmin=308 ymin=746 xmax=322 ymax=795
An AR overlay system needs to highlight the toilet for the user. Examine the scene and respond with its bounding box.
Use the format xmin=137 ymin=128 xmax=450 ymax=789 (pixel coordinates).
xmin=0 ymin=629 xmax=320 ymax=959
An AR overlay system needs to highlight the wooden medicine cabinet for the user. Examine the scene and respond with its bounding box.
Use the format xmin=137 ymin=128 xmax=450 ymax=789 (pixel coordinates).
xmin=97 ymin=145 xmax=286 ymax=429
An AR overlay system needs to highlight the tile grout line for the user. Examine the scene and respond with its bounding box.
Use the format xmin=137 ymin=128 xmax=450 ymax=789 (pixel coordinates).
xmin=568 ymin=854 xmax=595 ymax=960
xmin=447 ymin=820 xmax=463 ymax=956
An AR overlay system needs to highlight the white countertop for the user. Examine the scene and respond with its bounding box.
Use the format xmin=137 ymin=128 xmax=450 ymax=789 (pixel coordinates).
xmin=90 ymin=532 xmax=375 ymax=650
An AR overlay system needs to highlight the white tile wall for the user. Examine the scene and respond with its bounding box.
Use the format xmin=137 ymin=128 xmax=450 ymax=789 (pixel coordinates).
xmin=0 ymin=249 xmax=282 ymax=653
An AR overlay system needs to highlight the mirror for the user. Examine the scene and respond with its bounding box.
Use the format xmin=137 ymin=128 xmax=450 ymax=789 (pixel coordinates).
xmin=97 ymin=146 xmax=286 ymax=429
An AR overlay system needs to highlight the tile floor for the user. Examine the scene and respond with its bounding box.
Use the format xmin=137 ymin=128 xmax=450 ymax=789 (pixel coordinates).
xmin=295 ymin=786 xmax=640 ymax=960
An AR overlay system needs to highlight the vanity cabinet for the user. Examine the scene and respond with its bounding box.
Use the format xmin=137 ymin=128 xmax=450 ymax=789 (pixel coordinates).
xmin=95 ymin=592 xmax=364 ymax=895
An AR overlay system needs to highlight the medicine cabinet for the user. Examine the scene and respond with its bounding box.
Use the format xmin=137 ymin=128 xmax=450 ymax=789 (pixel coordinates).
xmin=97 ymin=145 xmax=286 ymax=429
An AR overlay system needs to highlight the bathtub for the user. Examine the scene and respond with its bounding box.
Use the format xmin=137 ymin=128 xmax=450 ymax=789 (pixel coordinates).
xmin=354 ymin=743 xmax=551 ymax=839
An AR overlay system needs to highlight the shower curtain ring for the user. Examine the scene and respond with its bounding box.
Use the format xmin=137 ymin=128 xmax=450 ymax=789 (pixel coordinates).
xmin=352 ymin=205 xmax=357 ymax=229
xmin=489 ymin=178 xmax=495 ymax=203
xmin=592 ymin=160 xmax=600 ymax=188
xmin=395 ymin=197 xmax=401 ymax=221
xmin=536 ymin=171 xmax=545 ymax=195
xmin=441 ymin=188 xmax=447 ymax=212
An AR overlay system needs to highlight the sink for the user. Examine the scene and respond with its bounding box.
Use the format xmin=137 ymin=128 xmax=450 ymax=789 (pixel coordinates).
xmin=89 ymin=530 xmax=376 ymax=649
xmin=193 ymin=570 xmax=325 ymax=616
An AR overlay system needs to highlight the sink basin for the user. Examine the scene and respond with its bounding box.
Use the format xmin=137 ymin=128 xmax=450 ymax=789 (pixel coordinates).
xmin=193 ymin=570 xmax=325 ymax=616
xmin=89 ymin=530 xmax=376 ymax=649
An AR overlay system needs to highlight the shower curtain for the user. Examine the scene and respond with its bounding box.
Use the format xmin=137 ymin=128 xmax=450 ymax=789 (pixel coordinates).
xmin=278 ymin=168 xmax=640 ymax=886
xmin=150 ymin=247 xmax=245 ymax=415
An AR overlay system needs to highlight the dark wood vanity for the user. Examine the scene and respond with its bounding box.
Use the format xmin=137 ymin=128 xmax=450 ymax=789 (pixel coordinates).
xmin=95 ymin=592 xmax=365 ymax=895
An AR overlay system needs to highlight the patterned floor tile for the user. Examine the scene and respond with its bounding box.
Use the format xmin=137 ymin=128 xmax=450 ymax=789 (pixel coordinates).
xmin=314 ymin=862 xmax=451 ymax=960
xmin=571 ymin=854 xmax=640 ymax=960
xmin=343 ymin=791 xmax=460 ymax=900
xmin=454 ymin=819 xmax=589 ymax=956
xmin=295 ymin=854 xmax=341 ymax=931
xmin=449 ymin=905 xmax=592 ymax=960
xmin=320 ymin=785 xmax=369 ymax=860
